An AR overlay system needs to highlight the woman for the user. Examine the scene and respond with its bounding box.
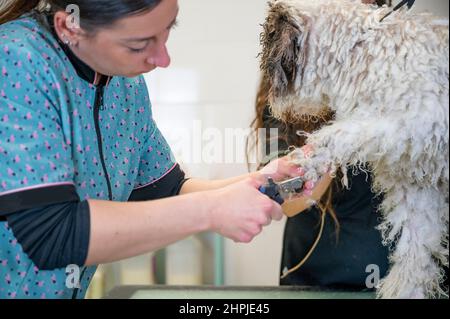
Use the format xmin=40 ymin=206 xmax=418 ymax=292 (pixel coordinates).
xmin=249 ymin=0 xmax=392 ymax=290
xmin=0 ymin=0 xmax=311 ymax=299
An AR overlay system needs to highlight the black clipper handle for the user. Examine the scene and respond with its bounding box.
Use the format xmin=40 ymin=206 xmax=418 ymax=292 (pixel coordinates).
xmin=259 ymin=178 xmax=285 ymax=205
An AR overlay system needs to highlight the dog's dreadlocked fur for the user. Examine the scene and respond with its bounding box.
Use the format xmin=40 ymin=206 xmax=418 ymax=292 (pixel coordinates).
xmin=260 ymin=0 xmax=449 ymax=298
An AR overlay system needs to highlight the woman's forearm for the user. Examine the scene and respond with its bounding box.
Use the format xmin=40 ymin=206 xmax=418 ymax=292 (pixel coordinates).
xmin=85 ymin=192 xmax=211 ymax=266
xmin=179 ymin=172 xmax=262 ymax=194
xmin=83 ymin=156 xmax=302 ymax=266
xmin=179 ymin=155 xmax=307 ymax=195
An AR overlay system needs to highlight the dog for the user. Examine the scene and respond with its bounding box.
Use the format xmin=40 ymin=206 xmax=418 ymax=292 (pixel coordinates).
xmin=260 ymin=0 xmax=449 ymax=298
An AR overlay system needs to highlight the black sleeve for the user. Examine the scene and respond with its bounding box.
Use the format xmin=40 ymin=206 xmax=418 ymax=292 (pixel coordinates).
xmin=0 ymin=165 xmax=187 ymax=270
xmin=4 ymin=201 xmax=90 ymax=271
xmin=129 ymin=164 xmax=189 ymax=202
xmin=0 ymin=184 xmax=90 ymax=270
xmin=0 ymin=184 xmax=79 ymax=216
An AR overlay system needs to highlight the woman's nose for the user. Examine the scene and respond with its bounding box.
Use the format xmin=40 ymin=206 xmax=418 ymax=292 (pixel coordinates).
xmin=147 ymin=44 xmax=171 ymax=68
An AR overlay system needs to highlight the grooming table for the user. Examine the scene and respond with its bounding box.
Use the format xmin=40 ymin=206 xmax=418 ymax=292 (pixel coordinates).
xmin=104 ymin=285 xmax=375 ymax=299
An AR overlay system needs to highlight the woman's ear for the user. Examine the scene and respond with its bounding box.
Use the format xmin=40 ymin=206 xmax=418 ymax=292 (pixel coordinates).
xmin=260 ymin=1 xmax=311 ymax=103
xmin=53 ymin=10 xmax=83 ymax=47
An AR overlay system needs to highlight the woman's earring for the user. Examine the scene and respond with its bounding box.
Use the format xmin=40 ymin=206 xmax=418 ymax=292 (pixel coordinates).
xmin=62 ymin=34 xmax=72 ymax=46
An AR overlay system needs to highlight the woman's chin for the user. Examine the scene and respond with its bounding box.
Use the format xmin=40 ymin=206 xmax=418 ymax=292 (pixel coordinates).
xmin=124 ymin=69 xmax=154 ymax=77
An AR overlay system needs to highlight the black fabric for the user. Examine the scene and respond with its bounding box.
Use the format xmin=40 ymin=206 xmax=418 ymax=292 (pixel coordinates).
xmin=260 ymin=106 xmax=389 ymax=289
xmin=280 ymin=172 xmax=390 ymax=288
xmin=129 ymin=164 xmax=188 ymax=201
xmin=0 ymin=184 xmax=80 ymax=215
xmin=5 ymin=201 xmax=90 ymax=270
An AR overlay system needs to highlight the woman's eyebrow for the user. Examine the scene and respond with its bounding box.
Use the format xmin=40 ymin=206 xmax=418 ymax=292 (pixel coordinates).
xmin=123 ymin=17 xmax=179 ymax=43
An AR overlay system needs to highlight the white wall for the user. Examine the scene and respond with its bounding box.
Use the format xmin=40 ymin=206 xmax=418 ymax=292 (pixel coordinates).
xmin=411 ymin=0 xmax=449 ymax=16
xmin=145 ymin=0 xmax=449 ymax=287
xmin=145 ymin=0 xmax=284 ymax=286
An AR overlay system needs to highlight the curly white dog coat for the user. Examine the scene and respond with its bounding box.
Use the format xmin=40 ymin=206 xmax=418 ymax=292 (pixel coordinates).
xmin=260 ymin=0 xmax=449 ymax=298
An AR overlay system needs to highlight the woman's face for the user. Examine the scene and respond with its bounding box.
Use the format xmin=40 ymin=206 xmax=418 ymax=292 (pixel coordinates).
xmin=65 ymin=0 xmax=179 ymax=77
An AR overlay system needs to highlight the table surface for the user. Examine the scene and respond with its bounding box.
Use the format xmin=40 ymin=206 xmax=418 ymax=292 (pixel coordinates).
xmin=104 ymin=285 xmax=376 ymax=299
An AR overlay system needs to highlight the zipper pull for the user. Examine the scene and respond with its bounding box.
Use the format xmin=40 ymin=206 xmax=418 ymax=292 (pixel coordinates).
xmin=100 ymin=87 xmax=105 ymax=111
xmin=99 ymin=95 xmax=105 ymax=111
xmin=96 ymin=86 xmax=105 ymax=111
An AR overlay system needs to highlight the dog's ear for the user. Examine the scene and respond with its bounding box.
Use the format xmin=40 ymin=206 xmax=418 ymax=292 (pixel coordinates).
xmin=260 ymin=1 xmax=311 ymax=101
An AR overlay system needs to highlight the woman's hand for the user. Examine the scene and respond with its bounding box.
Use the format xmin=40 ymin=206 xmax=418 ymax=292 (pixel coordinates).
xmin=257 ymin=145 xmax=316 ymax=189
xmin=258 ymin=145 xmax=316 ymax=183
xmin=206 ymin=177 xmax=284 ymax=243
xmin=257 ymin=155 xmax=303 ymax=182
xmin=265 ymin=145 xmax=333 ymax=217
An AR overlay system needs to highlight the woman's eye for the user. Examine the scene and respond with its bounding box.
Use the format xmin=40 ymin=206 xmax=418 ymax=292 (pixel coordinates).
xmin=128 ymin=47 xmax=146 ymax=53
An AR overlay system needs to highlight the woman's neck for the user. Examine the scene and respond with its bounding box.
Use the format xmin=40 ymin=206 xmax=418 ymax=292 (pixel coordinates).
xmin=43 ymin=12 xmax=110 ymax=86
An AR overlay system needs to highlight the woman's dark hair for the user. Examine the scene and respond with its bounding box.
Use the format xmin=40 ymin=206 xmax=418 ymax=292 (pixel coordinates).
xmin=0 ymin=0 xmax=162 ymax=31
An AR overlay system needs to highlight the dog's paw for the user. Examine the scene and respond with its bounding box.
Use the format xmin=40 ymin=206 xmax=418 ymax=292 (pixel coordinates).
xmin=287 ymin=145 xmax=333 ymax=182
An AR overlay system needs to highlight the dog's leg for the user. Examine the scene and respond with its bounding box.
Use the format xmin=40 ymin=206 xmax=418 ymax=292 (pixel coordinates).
xmin=286 ymin=117 xmax=448 ymax=298
xmin=287 ymin=117 xmax=400 ymax=183
xmin=376 ymin=182 xmax=449 ymax=298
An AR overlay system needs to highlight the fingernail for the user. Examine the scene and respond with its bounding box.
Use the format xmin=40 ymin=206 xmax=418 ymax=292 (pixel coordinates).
xmin=297 ymin=167 xmax=305 ymax=176
xmin=305 ymin=180 xmax=315 ymax=190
